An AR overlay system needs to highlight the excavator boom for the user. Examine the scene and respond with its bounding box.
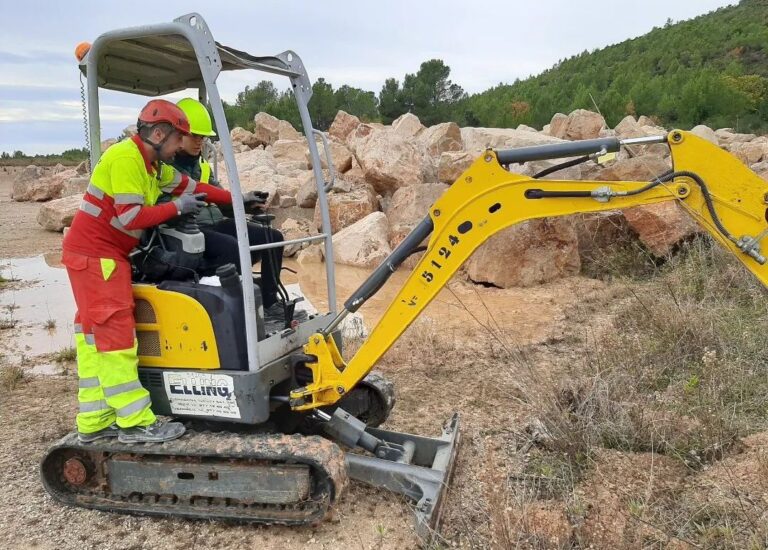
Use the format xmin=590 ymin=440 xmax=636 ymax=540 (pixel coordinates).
xmin=291 ymin=130 xmax=768 ymax=411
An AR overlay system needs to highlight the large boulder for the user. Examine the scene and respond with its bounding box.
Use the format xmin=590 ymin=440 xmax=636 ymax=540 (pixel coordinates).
xmin=12 ymin=166 xmax=76 ymax=202
xmin=613 ymin=116 xmax=668 ymax=156
xmin=386 ymin=183 xmax=449 ymax=249
xmin=438 ymin=151 xmax=474 ymax=184
xmin=279 ymin=217 xmax=314 ymax=257
xmin=279 ymin=120 xmax=302 ymax=141
xmin=60 ymin=176 xmax=89 ymax=198
xmin=313 ymin=184 xmax=380 ymax=233
xmin=122 ymin=124 xmax=138 ymax=138
xmin=307 ymin=137 xmax=353 ymax=173
xmin=252 ymin=112 xmax=281 ymax=147
xmin=460 ymin=127 xmax=562 ymax=153
xmin=573 ymin=211 xmax=635 ymax=268
xmin=597 ymin=156 xmax=672 ymax=182
xmin=230 ymin=127 xmax=260 ymax=149
xmin=466 ymin=218 xmax=581 ymax=288
xmin=332 ymin=212 xmax=392 ymax=268
xmin=715 ymin=129 xmax=757 ymax=146
xmin=623 ymin=202 xmax=701 ymax=256
xmin=419 ymin=122 xmax=463 ymax=157
xmin=392 ymin=113 xmax=426 ymax=138
xmin=297 ymin=174 xmax=319 ymax=208
xmin=728 ymin=139 xmax=767 ymax=166
xmin=552 ymin=109 xmax=606 ymax=140
xmin=271 ymin=139 xmax=309 ymax=167
xmin=690 ymin=125 xmax=717 ymax=145
xmin=36 ymin=195 xmax=81 ymax=232
xmin=328 ymin=110 xmax=361 ymax=142
xmin=546 ymin=113 xmax=568 ymax=137
xmin=354 ymin=131 xmax=426 ymax=194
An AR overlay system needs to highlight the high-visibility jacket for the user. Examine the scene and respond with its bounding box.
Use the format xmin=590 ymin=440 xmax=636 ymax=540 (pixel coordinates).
xmin=63 ymin=135 xmax=232 ymax=259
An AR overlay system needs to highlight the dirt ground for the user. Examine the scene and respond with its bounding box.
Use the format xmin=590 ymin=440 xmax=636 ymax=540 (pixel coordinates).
xmin=3 ymin=168 xmax=766 ymax=549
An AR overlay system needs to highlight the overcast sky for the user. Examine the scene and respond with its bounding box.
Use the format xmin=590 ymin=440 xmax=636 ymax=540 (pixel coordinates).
xmin=1 ymin=0 xmax=736 ymax=154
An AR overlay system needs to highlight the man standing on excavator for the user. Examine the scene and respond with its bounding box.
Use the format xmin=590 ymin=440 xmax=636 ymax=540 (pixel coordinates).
xmin=169 ymin=98 xmax=287 ymax=321
xmin=62 ymin=99 xmax=234 ymax=444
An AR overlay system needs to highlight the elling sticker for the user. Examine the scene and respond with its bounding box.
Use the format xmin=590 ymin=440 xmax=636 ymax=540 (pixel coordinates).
xmin=163 ymin=372 xmax=241 ymax=419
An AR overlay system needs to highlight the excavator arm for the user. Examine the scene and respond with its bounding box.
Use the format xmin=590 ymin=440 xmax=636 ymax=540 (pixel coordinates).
xmin=290 ymin=130 xmax=768 ymax=411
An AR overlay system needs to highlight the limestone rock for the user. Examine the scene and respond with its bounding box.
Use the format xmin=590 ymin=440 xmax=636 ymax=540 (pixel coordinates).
xmin=339 ymin=312 xmax=368 ymax=340
xmin=279 ymin=217 xmax=314 ymax=257
xmin=438 ymin=151 xmax=474 ymax=184
xmin=332 ymin=212 xmax=392 ymax=268
xmin=230 ymin=127 xmax=260 ymax=149
xmin=122 ymin=124 xmax=138 ymax=138
xmin=552 ymin=109 xmax=606 ymax=140
xmin=354 ymin=131 xmax=426 ymax=194
xmin=466 ymin=218 xmax=581 ymax=288
xmin=297 ymin=243 xmax=324 ymax=265
xmin=419 ymin=122 xmax=463 ymax=157
xmin=573 ymin=211 xmax=635 ymax=268
xmin=313 ymin=184 xmax=380 ymax=233
xmin=623 ymin=202 xmax=701 ymax=256
xmin=253 ymin=112 xmax=281 ymax=147
xmin=60 ymin=176 xmax=89 ymax=198
xmin=690 ymin=125 xmax=717 ymax=145
xmin=728 ymin=140 xmax=767 ymax=166
xmin=271 ymin=139 xmax=309 ymax=167
xmin=597 ymin=156 xmax=672 ymax=182
xmin=715 ymin=129 xmax=757 ymax=146
xmin=460 ymin=127 xmax=563 ymax=153
xmin=37 ymin=195 xmax=81 ymax=232
xmin=392 ymin=113 xmax=426 ymax=138
xmin=386 ymin=183 xmax=448 ymax=249
xmin=74 ymin=160 xmax=89 ymax=175
xmin=328 ymin=110 xmax=361 ymax=142
xmin=12 ymin=166 xmax=75 ymax=202
xmin=751 ymin=160 xmax=768 ymax=181
xmin=297 ymin=174 xmax=319 ymax=208
xmin=278 ymin=120 xmax=302 ymax=141
xmin=307 ymin=137 xmax=353 ymax=173
xmin=547 ymin=113 xmax=569 ymax=138
xmin=516 ymin=124 xmax=538 ymax=132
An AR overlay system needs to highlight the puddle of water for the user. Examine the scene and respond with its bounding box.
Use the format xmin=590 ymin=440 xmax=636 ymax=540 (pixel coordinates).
xmin=0 ymin=255 xmax=76 ymax=367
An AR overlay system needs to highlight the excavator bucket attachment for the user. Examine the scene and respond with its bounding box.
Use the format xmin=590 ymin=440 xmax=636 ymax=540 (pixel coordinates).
xmin=345 ymin=413 xmax=460 ymax=542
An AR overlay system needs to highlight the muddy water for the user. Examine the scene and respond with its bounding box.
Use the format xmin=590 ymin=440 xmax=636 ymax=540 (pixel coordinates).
xmin=0 ymin=254 xmax=592 ymax=372
xmin=0 ymin=254 xmax=75 ymax=372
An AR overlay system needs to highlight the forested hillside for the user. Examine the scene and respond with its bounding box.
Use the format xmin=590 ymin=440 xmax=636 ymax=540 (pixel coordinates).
xmin=224 ymin=0 xmax=768 ymax=133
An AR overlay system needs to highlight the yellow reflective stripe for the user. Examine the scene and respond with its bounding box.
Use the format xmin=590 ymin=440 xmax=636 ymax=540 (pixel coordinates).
xmin=103 ymin=380 xmax=143 ymax=398
xmin=79 ymin=376 xmax=100 ymax=389
xmin=99 ymin=258 xmax=117 ymax=281
xmin=86 ymin=183 xmax=105 ymax=200
xmin=199 ymin=160 xmax=211 ymax=184
xmin=110 ymin=218 xmax=142 ymax=238
xmin=116 ymin=395 xmax=151 ymax=418
xmin=114 ymin=193 xmax=144 ymax=205
xmin=80 ymin=201 xmax=102 ymax=217
xmin=116 ymin=205 xmax=141 ymax=226
xmin=80 ymin=399 xmax=110 ymax=413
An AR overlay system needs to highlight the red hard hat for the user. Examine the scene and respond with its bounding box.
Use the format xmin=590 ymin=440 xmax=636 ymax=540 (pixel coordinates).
xmin=138 ymin=99 xmax=190 ymax=135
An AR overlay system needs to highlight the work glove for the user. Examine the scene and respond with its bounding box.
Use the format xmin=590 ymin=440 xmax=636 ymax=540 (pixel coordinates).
xmin=242 ymin=190 xmax=269 ymax=213
xmin=176 ymin=193 xmax=207 ymax=215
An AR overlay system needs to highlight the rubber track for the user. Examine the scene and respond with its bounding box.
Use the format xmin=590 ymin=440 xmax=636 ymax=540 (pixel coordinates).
xmin=41 ymin=430 xmax=348 ymax=525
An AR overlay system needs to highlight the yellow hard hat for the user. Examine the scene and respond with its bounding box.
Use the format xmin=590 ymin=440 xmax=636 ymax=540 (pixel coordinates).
xmin=176 ymin=98 xmax=216 ymax=137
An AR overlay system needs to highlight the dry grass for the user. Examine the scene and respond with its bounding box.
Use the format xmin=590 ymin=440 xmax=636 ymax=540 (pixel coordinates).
xmin=0 ymin=364 xmax=28 ymax=391
xmin=52 ymin=347 xmax=77 ymax=364
xmin=512 ymin=236 xmax=768 ymax=548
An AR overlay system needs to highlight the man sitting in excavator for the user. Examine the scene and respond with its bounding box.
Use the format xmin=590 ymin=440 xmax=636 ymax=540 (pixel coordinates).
xmin=168 ymin=98 xmax=294 ymax=325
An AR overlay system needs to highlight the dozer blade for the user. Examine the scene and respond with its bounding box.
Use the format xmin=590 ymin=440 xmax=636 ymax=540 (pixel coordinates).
xmin=345 ymin=413 xmax=460 ymax=542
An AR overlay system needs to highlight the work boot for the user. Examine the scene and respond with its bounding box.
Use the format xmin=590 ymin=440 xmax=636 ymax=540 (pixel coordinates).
xmin=118 ymin=421 xmax=186 ymax=443
xmin=78 ymin=424 xmax=120 ymax=443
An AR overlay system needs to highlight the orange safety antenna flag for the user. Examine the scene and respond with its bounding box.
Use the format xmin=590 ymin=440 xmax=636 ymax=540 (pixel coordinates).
xmin=75 ymin=42 xmax=91 ymax=61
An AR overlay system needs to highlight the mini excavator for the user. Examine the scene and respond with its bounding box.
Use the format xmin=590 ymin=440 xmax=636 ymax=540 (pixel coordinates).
xmin=40 ymin=13 xmax=768 ymax=543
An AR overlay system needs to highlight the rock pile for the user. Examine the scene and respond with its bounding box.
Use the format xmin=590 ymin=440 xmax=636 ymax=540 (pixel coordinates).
xmin=21 ymin=109 xmax=768 ymax=288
